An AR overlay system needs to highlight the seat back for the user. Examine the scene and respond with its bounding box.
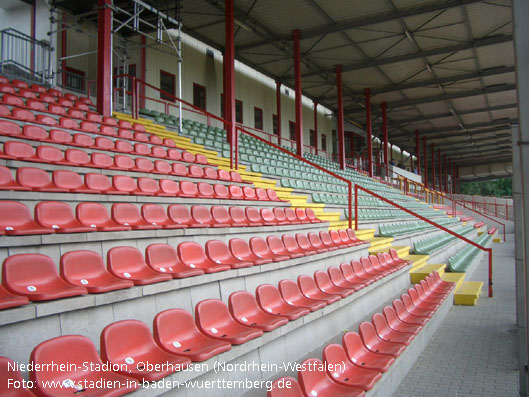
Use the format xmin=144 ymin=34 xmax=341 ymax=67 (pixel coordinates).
xmin=111 ymin=203 xmax=143 ymax=226
xmin=211 ymin=206 xmax=231 ymax=224
xmin=85 ymin=173 xmax=112 ymax=192
xmin=3 ymin=254 xmax=60 ymax=293
xmin=52 ymin=170 xmax=83 ymax=190
xmin=35 ymin=201 xmax=75 ymax=228
xmin=168 ymin=204 xmax=192 ymax=225
xmin=60 ymin=250 xmax=108 ymax=283
xmin=142 ymin=204 xmax=169 ymax=224
xmin=205 ymin=240 xmax=232 ymax=263
xmin=195 ymin=299 xmax=231 ymax=335
xmin=256 ymin=284 xmax=284 ymax=311
xmin=191 ymin=205 xmax=213 ymax=224
xmin=160 ymin=179 xmax=180 ymax=195
xmin=17 ymin=167 xmax=53 ymax=190
xmin=228 ymin=291 xmax=261 ymax=321
xmin=245 ymin=207 xmax=262 ymax=223
xmin=314 ymin=270 xmax=333 ymax=290
xmin=113 ymin=175 xmax=137 ymax=193
xmin=178 ymin=242 xmax=207 ymax=268
xmin=107 ymin=246 xmax=149 ymax=276
xmin=249 ymin=237 xmax=272 ymax=258
xmin=273 ymin=208 xmax=287 ymax=223
xmin=0 ymin=201 xmax=34 ymax=229
xmin=146 ymin=244 xmax=183 ymax=273
xmin=229 ymin=207 xmax=248 ymax=225
xmin=77 ymin=202 xmax=111 ymax=227
xmin=267 ymin=235 xmax=288 ymax=255
xmin=101 ymin=320 xmax=156 ymax=364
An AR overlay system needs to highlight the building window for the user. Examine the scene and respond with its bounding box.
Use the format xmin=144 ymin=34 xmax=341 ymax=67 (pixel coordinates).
xmin=289 ymin=121 xmax=296 ymax=141
xmin=321 ymin=134 xmax=327 ymax=151
xmin=273 ymin=114 xmax=279 ymax=135
xmin=193 ymin=83 xmax=206 ymax=111
xmin=160 ymin=70 xmax=175 ymax=102
xmin=254 ymin=107 xmax=263 ymax=130
xmin=309 ymin=129 xmax=316 ymax=147
xmin=236 ymin=99 xmax=243 ymax=124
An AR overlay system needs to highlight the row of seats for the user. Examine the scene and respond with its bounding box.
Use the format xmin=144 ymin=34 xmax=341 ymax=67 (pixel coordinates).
xmin=0 ymin=255 xmax=419 ymax=396
xmin=448 ymin=233 xmax=492 ymax=272
xmin=267 ymin=271 xmax=455 ymax=397
xmin=0 ymin=228 xmax=369 ymax=306
xmin=0 ymin=163 xmax=247 ymax=194
xmin=413 ymin=225 xmax=473 ymax=255
xmin=378 ymin=218 xmax=460 ymax=237
xmin=0 ymin=139 xmax=209 ymax=170
xmin=0 ymin=200 xmax=320 ymax=236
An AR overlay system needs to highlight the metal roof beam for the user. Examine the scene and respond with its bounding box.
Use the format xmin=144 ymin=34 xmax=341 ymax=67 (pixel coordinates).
xmin=236 ymin=0 xmax=484 ymax=51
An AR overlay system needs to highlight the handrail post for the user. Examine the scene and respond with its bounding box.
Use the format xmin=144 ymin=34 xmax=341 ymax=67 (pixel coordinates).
xmin=487 ymin=248 xmax=493 ymax=297
xmin=235 ymin=125 xmax=239 ymax=170
xmin=354 ymin=183 xmax=358 ymax=230
xmin=348 ymin=182 xmax=352 ymax=229
xmin=230 ymin=125 xmax=235 ymax=169
xmin=131 ymin=76 xmax=136 ymax=119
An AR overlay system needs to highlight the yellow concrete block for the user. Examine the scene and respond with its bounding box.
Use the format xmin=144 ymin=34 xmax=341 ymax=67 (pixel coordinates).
xmin=493 ymin=237 xmax=502 ymax=243
xmin=441 ymin=273 xmax=466 ymax=290
xmin=403 ymin=254 xmax=429 ymax=270
xmin=366 ymin=237 xmax=394 ymax=252
xmin=454 ymin=281 xmax=483 ymax=305
xmin=410 ymin=264 xmax=446 ymax=284
xmin=477 ymin=231 xmax=484 ymax=236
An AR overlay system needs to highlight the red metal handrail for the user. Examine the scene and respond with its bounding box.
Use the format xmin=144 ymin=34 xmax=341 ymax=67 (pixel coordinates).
xmin=447 ymin=198 xmax=506 ymax=241
xmin=354 ymin=183 xmax=493 ymax=298
xmin=236 ymin=125 xmax=354 ymax=229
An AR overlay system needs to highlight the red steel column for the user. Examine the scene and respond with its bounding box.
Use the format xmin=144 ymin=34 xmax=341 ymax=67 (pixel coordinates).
xmin=293 ymin=29 xmax=303 ymax=156
xmin=365 ymin=88 xmax=373 ymax=177
xmin=276 ymin=81 xmax=282 ymax=146
xmin=224 ymin=0 xmax=235 ymax=144
xmin=422 ymin=136 xmax=428 ymax=188
xmin=336 ymin=65 xmax=345 ymax=170
xmin=313 ymin=100 xmax=318 ymax=154
xmin=140 ymin=35 xmax=146 ymax=108
xmin=444 ymin=154 xmax=448 ymax=193
xmin=97 ymin=0 xmax=112 ymax=117
xmin=431 ymin=143 xmax=436 ymax=191
xmin=437 ymin=149 xmax=442 ymax=191
xmin=382 ymin=102 xmax=389 ymax=172
xmin=415 ymin=130 xmax=420 ymax=175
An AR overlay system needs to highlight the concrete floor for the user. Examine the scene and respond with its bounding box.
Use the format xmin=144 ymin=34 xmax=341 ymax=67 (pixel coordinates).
xmin=394 ymin=236 xmax=518 ymax=396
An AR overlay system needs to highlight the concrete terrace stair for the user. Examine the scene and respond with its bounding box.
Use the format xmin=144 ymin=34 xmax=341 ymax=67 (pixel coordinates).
xmin=410 ymin=264 xmax=446 ymax=284
xmin=454 ymin=281 xmax=483 ymax=306
xmin=441 ymin=272 xmax=466 ymax=291
xmin=366 ymin=237 xmax=394 ymax=253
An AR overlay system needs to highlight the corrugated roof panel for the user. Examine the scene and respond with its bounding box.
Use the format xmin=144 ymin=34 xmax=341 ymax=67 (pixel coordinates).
xmin=378 ymin=58 xmax=426 ymax=83
xmin=401 ymin=86 xmax=442 ymax=99
xmin=460 ymin=112 xmax=491 ymax=125
xmin=482 ymin=72 xmax=515 ymax=87
xmin=415 ymin=100 xmax=450 ymax=114
xmin=490 ymin=108 xmax=517 ymax=120
xmin=402 ymin=7 xmax=464 ymax=33
xmin=317 ymin=0 xmax=393 ymax=22
xmin=465 ymin=1 xmax=512 ymax=38
xmin=486 ymin=90 xmax=518 ymax=106
xmin=342 ymin=68 xmax=391 ymax=89
xmin=450 ymin=95 xmax=487 ymax=110
xmin=476 ymin=43 xmax=514 ymax=69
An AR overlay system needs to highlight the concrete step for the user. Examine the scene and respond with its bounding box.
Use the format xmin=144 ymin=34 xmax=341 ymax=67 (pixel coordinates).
xmin=355 ymin=229 xmax=376 ymax=240
xmin=402 ymin=254 xmax=429 ymax=270
xmin=454 ymin=280 xmax=483 ymax=306
xmin=367 ymin=237 xmax=394 ymax=252
xmin=441 ymin=272 xmax=466 ymax=290
xmin=410 ymin=264 xmax=446 ymax=284
xmin=370 ymin=245 xmax=410 ymax=257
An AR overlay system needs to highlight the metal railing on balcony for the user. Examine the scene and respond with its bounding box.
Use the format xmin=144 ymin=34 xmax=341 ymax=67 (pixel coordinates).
xmin=0 ymin=28 xmax=52 ymax=84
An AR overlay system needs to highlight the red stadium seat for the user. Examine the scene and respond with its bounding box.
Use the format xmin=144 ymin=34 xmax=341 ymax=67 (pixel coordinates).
xmin=260 ymin=208 xmax=278 ymax=225
xmin=86 ymin=113 xmax=102 ymax=123
xmin=132 ymin=157 xmax=155 ymax=173
xmin=85 ymin=173 xmax=120 ymax=194
xmin=163 ymin=138 xmax=176 ymax=147
xmin=255 ymin=188 xmax=269 ymax=201
xmin=314 ymin=270 xmax=354 ymax=298
xmin=49 ymin=128 xmax=73 ymax=145
xmin=278 ymin=279 xmax=326 ymax=312
xmin=307 ymin=232 xmax=329 ymax=253
xmin=210 ymin=205 xmax=233 ymax=226
xmin=0 ymin=356 xmax=34 ymax=396
xmin=0 ymin=201 xmax=54 ymax=235
xmin=205 ymin=240 xmax=253 ymax=268
xmin=197 ymin=182 xmax=215 ymax=198
xmin=101 ymin=320 xmax=190 ymax=382
xmin=177 ymin=242 xmax=231 ymax=273
xmin=152 ymin=146 xmax=167 ymax=158
xmin=0 ymin=120 xmax=22 ymax=136
xmin=267 ymin=235 xmax=301 ymax=259
xmin=231 ymin=171 xmax=243 ymax=183
xmin=229 ymin=206 xmax=250 ymax=226
xmin=172 ymin=163 xmax=188 ymax=176
xmin=2 ymin=253 xmax=87 ymax=301
xmin=146 ymin=243 xmax=204 ymax=278
xmin=52 ymin=170 xmax=97 ymax=193
xmin=4 ymin=141 xmax=38 ymax=161
xmin=365 ymin=256 xmax=390 ymax=277
xmin=358 ymin=322 xmax=405 ymax=357
xmin=298 ymin=358 xmax=365 ymax=397
xmin=167 ymin=148 xmax=182 ymax=161
xmin=68 ymin=108 xmax=84 ymax=119
xmin=0 ymin=83 xmax=15 ymax=93
xmin=142 ymin=203 xmax=182 ymax=228
xmin=267 ymin=189 xmax=282 ymax=201
xmin=401 ymin=293 xmax=434 ymax=317
xmin=245 ymin=207 xmax=264 ymax=226
xmin=76 ymin=202 xmax=131 ymax=231
xmin=229 ymin=185 xmax=244 ymax=200
xmin=305 ymin=208 xmax=320 ymax=223
xmin=37 ymin=145 xmax=69 ymax=165
xmin=22 ymin=124 xmax=48 ymax=141
xmin=112 ymin=175 xmax=139 ymax=195
xmin=372 ymin=312 xmax=414 ymax=345
xmin=273 ymin=208 xmax=289 ymax=225
xmin=12 ymin=108 xmax=36 ymax=122
xmin=103 ymin=116 xmax=118 ymax=126
xmin=243 ymin=186 xmax=258 ymax=200
xmin=323 ymin=343 xmax=381 ymax=390
xmin=392 ymin=299 xmax=428 ymax=326
xmin=297 ymin=275 xmax=340 ymax=304
xmin=160 ymin=179 xmax=181 ymax=196
xmin=267 ymin=377 xmax=303 ymax=397
xmin=195 ymin=299 xmax=263 ymax=344
xmin=2 ymin=93 xmax=24 ymax=106
xmin=133 ymin=143 xmax=150 ymax=156
xmin=107 ymin=246 xmax=172 ymax=285
xmin=30 ymin=335 xmax=138 ymax=396
xmin=35 ymin=201 xmax=93 ymax=233
xmin=95 ymin=136 xmax=115 ymax=151
xmin=0 ymin=165 xmax=30 ymax=191
xmin=191 ymin=205 xmax=223 ymax=227
xmin=229 ymin=291 xmax=288 ymax=331
xmin=229 ymin=238 xmax=271 ymax=265
xmin=153 ymin=308 xmax=231 ymax=361
xmin=37 ymin=114 xmax=57 ymax=126
xmin=382 ymin=306 xmax=422 ymax=335
xmin=111 ymin=203 xmax=160 ymax=230
xmin=19 ymin=88 xmax=37 ymax=98
xmin=295 ymin=233 xmax=318 ymax=255
xmin=256 ymin=284 xmax=309 ymax=320
xmin=150 ymin=135 xmax=163 ymax=145
xmin=218 ymin=169 xmax=231 ymax=181
xmin=112 ymin=154 xmax=134 ymax=171
xmin=319 ymin=231 xmax=340 ymax=250
xmin=60 ymin=250 xmax=133 ymax=293
xmin=65 ymin=148 xmax=91 ymax=167
xmin=330 ymin=229 xmax=349 ymax=246
xmin=284 ymin=208 xmax=301 ymax=224
xmin=251 ymin=237 xmax=288 ymax=262
xmin=281 ymin=234 xmax=307 ymax=257
xmin=179 ymin=181 xmax=199 ymax=197
xmin=137 ymin=177 xmax=160 ymax=195
xmin=328 ymin=266 xmax=364 ymax=291
xmin=203 ymin=166 xmax=218 ymax=180
xmin=118 ymin=128 xmax=133 ymax=139
xmin=341 ymin=262 xmax=373 ymax=286
xmin=0 ymin=285 xmax=29 ymax=310
xmin=167 ymin=204 xmax=197 ymax=228
xmin=342 ymin=331 xmax=394 ymax=373
xmin=154 ymin=160 xmax=171 ymax=174
xmin=357 ymin=258 xmax=383 ymax=281
xmin=134 ymin=132 xmax=148 ymax=142
xmin=48 ymin=103 xmax=66 ymax=115
xmin=182 ymin=151 xmax=195 ymax=163
xmin=100 ymin=125 xmax=117 ymax=136
xmin=115 ymin=140 xmax=133 ymax=153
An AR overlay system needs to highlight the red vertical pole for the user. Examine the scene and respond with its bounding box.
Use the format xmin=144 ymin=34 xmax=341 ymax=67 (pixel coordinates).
xmin=224 ymin=0 xmax=235 ymax=163
xmin=336 ymin=65 xmax=345 ymax=170
xmin=365 ymin=88 xmax=373 ymax=177
xmin=415 ymin=130 xmax=420 ymax=175
xmin=140 ymin=35 xmax=146 ymax=109
xmin=276 ymin=82 xmax=282 ymax=146
xmin=293 ymin=29 xmax=303 ymax=157
xmin=444 ymin=154 xmax=448 ymax=193
xmin=437 ymin=149 xmax=441 ymax=191
xmin=313 ymin=100 xmax=318 ymax=154
xmin=422 ymin=136 xmax=428 ymax=188
xmin=431 ymin=143 xmax=435 ymax=191
xmin=354 ymin=184 xmax=358 ymax=230
xmin=97 ymin=0 xmax=112 ymax=117
xmin=382 ymin=102 xmax=389 ymax=175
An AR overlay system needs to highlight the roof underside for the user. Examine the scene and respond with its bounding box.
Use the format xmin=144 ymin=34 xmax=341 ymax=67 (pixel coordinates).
xmin=58 ymin=0 xmax=516 ymax=178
